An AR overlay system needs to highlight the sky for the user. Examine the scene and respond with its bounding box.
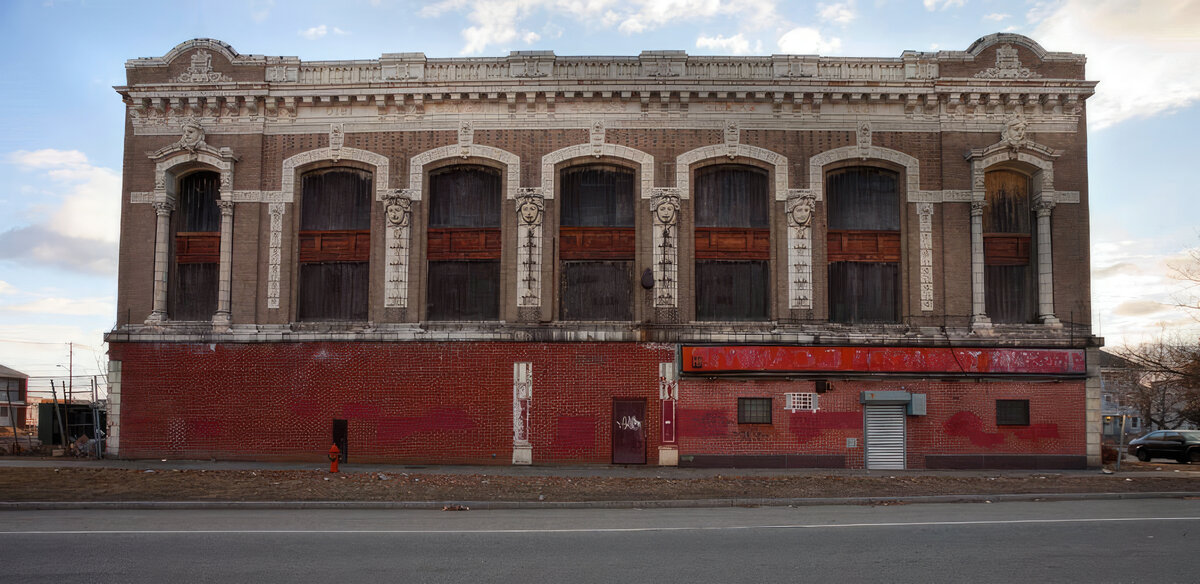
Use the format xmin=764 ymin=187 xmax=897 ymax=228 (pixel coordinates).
xmin=1 ymin=0 xmax=1198 ymax=399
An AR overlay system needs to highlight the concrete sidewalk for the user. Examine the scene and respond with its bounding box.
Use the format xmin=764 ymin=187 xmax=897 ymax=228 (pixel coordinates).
xmin=2 ymin=454 xmax=1196 ymax=478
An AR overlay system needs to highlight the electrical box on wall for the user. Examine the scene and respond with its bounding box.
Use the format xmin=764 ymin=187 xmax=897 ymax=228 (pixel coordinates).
xmin=907 ymin=393 xmax=927 ymax=416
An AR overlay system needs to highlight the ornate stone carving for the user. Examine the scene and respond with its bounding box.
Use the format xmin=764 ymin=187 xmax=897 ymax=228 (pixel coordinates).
xmin=266 ymin=203 xmax=286 ymax=309
xmin=177 ymin=118 xmax=206 ymax=152
xmin=458 ymin=121 xmax=474 ymax=158
xmin=329 ymin=124 xmax=344 ymax=160
xmin=724 ymin=121 xmax=740 ymax=159
xmin=590 ymin=120 xmax=605 ymax=157
xmin=383 ymin=192 xmax=413 ymax=308
xmin=512 ymin=362 xmax=533 ymax=464
xmin=917 ymin=202 xmax=935 ymax=312
xmin=176 ymin=50 xmax=233 ymax=83
xmin=787 ymin=190 xmax=817 ymax=310
xmin=856 ymin=121 xmax=872 ymax=159
xmin=515 ymin=192 xmax=545 ymax=308
xmin=975 ymin=44 xmax=1041 ymax=79
xmin=651 ymin=188 xmax=680 ymax=308
xmin=152 ymin=200 xmax=175 ymax=216
xmin=1001 ymin=114 xmax=1028 ymax=150
xmin=216 ymin=199 xmax=234 ymax=215
xmin=971 ymin=200 xmax=987 ymax=216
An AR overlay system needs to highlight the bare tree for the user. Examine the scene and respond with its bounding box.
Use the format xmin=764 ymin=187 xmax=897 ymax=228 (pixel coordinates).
xmin=1116 ymin=337 xmax=1200 ymax=430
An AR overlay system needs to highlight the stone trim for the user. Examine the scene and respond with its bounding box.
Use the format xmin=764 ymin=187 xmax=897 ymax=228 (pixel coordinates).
xmin=515 ymin=190 xmax=545 ymax=309
xmin=807 ymin=144 xmax=919 ymax=201
xmin=651 ymin=188 xmax=681 ymax=308
xmin=675 ymin=142 xmax=788 ymax=200
xmin=408 ymin=144 xmax=520 ymax=200
xmin=280 ymin=146 xmax=391 ymax=203
xmin=539 ymin=142 xmax=654 ymax=199
xmin=786 ymin=190 xmax=816 ymax=310
xmin=917 ymin=202 xmax=935 ymax=312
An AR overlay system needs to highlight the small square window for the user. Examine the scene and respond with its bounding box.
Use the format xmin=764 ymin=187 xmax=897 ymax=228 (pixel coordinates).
xmin=738 ymin=397 xmax=772 ymax=424
xmin=784 ymin=393 xmax=819 ymax=412
xmin=996 ymin=399 xmax=1030 ymax=426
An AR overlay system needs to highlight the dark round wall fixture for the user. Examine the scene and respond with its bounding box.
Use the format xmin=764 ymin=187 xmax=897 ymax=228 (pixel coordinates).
xmin=641 ymin=268 xmax=655 ymax=289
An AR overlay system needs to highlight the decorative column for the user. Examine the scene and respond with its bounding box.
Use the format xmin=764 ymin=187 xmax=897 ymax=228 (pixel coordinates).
xmin=651 ymin=188 xmax=679 ymax=309
xmin=145 ymin=200 xmax=175 ymax=324
xmin=266 ymin=203 xmax=286 ymax=310
xmin=383 ymin=191 xmax=414 ymax=310
xmin=786 ymin=190 xmax=816 ymax=310
xmin=515 ymin=189 xmax=544 ymax=321
xmin=658 ymin=362 xmax=679 ymax=466
xmin=917 ymin=202 xmax=935 ymax=312
xmin=212 ymin=199 xmax=234 ymax=330
xmin=512 ymin=362 xmax=533 ymax=465
xmin=969 ymin=200 xmax=991 ymax=330
xmin=1034 ymin=198 xmax=1061 ymax=326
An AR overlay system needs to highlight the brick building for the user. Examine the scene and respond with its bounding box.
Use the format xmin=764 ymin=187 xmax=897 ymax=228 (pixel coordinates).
xmin=107 ymin=34 xmax=1102 ymax=468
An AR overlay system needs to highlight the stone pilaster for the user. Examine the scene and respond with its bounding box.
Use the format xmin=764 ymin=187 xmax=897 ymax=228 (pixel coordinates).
xmin=146 ymin=200 xmax=175 ymax=324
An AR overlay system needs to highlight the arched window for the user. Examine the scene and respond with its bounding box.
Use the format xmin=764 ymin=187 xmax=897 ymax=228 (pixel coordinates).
xmin=296 ymin=168 xmax=372 ymax=321
xmin=559 ymin=165 xmax=635 ymax=320
xmin=984 ymin=169 xmax=1035 ymax=323
xmin=169 ymin=170 xmax=220 ymax=320
xmin=426 ymin=165 xmax=501 ymax=320
xmin=694 ymin=165 xmax=770 ymax=321
xmin=826 ymin=167 xmax=900 ymax=323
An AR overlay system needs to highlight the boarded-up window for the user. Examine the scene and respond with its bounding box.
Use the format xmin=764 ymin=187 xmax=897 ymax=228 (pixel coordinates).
xmin=984 ymin=169 xmax=1034 ymax=323
xmin=297 ymin=168 xmax=372 ymax=321
xmin=560 ymin=165 xmax=634 ymax=320
xmin=169 ymin=171 xmax=219 ymax=320
xmin=427 ymin=166 xmax=501 ymax=320
xmin=695 ymin=165 xmax=770 ymax=321
xmin=827 ymin=167 xmax=900 ymax=323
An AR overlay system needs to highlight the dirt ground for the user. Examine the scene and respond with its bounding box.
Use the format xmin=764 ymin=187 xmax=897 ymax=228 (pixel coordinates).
xmin=1 ymin=462 xmax=1197 ymax=503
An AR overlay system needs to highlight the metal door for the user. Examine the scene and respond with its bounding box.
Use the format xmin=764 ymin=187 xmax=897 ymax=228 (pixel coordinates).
xmin=332 ymin=419 xmax=348 ymax=463
xmin=612 ymin=399 xmax=647 ymax=464
xmin=864 ymin=405 xmax=906 ymax=470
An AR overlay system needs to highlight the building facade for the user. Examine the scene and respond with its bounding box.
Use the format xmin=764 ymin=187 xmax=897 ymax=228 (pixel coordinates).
xmin=108 ymin=34 xmax=1101 ymax=468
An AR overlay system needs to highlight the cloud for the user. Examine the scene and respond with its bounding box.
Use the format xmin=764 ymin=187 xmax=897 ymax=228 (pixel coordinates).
xmin=983 ymin=12 xmax=1010 ymax=21
xmin=523 ymin=31 xmax=541 ymax=44
xmin=420 ymin=0 xmax=784 ymax=55
xmin=1112 ymin=300 xmax=1171 ymax=317
xmin=300 ymin=25 xmax=329 ymax=40
xmin=1 ymin=296 xmax=114 ymax=317
xmin=777 ymin=27 xmax=841 ymax=54
xmin=2 ymin=150 xmax=120 ymax=275
xmin=0 ymin=281 xmax=14 ymax=295
xmin=0 ymin=226 xmax=117 ymax=275
xmin=696 ymin=33 xmax=753 ymax=55
xmin=923 ymin=0 xmax=965 ymax=10
xmin=1032 ymin=0 xmax=1200 ymax=130
xmin=818 ymin=2 xmax=856 ymax=24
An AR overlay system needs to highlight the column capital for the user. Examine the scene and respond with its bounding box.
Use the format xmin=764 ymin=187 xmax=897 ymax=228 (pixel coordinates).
xmin=152 ymin=200 xmax=175 ymax=215
xmin=217 ymin=199 xmax=235 ymax=215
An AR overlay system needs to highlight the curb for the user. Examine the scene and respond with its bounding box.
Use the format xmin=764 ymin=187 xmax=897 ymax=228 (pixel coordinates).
xmin=2 ymin=491 xmax=1196 ymax=511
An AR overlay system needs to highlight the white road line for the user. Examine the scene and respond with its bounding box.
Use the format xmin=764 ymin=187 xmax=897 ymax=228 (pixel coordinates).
xmin=3 ymin=516 xmax=1200 ymax=535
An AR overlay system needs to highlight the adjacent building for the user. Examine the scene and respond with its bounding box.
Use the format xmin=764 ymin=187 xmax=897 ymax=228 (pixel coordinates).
xmin=107 ymin=34 xmax=1101 ymax=468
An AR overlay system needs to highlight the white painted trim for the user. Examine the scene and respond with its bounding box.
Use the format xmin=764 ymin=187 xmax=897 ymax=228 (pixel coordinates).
xmin=408 ymin=144 xmax=520 ymax=200
xmin=540 ymin=143 xmax=654 ymax=198
xmin=675 ymin=144 xmax=788 ymax=200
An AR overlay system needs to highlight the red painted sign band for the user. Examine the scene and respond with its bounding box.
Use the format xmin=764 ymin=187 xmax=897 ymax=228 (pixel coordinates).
xmin=682 ymin=346 xmax=1086 ymax=375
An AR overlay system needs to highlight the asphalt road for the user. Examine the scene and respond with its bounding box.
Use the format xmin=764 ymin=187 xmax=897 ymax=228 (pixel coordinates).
xmin=2 ymin=499 xmax=1197 ymax=583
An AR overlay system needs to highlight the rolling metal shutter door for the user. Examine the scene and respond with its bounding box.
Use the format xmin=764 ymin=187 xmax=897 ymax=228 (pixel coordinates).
xmin=865 ymin=404 xmax=906 ymax=470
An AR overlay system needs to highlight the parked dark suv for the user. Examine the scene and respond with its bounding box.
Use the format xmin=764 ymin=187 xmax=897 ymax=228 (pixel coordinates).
xmin=1127 ymin=430 xmax=1200 ymax=463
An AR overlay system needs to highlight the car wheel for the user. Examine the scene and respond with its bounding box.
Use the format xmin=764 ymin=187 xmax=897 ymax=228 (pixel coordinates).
xmin=1136 ymin=448 xmax=1151 ymax=462
xmin=1188 ymin=448 xmax=1200 ymax=464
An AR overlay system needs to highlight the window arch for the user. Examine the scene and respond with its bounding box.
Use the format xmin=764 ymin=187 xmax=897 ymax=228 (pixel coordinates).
xmin=984 ymin=168 xmax=1035 ymax=323
xmin=296 ymin=167 xmax=372 ymax=321
xmin=169 ymin=170 xmax=220 ymax=320
xmin=826 ymin=167 xmax=900 ymax=323
xmin=426 ymin=165 xmax=502 ymax=320
xmin=694 ymin=164 xmax=770 ymax=321
xmin=559 ymin=164 xmax=635 ymax=321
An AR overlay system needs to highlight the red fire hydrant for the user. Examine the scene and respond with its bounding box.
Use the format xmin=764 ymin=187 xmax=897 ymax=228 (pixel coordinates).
xmin=328 ymin=444 xmax=340 ymax=473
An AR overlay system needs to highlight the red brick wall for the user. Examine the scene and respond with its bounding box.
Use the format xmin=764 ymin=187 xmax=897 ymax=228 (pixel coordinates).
xmin=110 ymin=341 xmax=673 ymax=463
xmin=678 ymin=378 xmax=1086 ymax=469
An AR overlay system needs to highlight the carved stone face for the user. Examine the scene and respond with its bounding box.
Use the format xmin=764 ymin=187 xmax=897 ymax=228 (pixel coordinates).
xmin=790 ymin=201 xmax=813 ymax=227
xmin=386 ymin=199 xmax=411 ymax=226
xmin=518 ymin=200 xmax=541 ymax=224
xmin=180 ymin=123 xmax=203 ymax=148
xmin=655 ymin=201 xmax=677 ymax=225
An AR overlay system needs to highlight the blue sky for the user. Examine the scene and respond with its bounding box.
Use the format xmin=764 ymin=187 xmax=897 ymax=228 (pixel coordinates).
xmin=1 ymin=0 xmax=1198 ymax=395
